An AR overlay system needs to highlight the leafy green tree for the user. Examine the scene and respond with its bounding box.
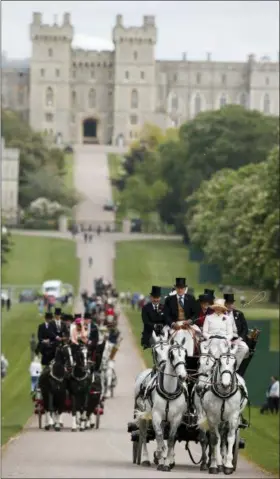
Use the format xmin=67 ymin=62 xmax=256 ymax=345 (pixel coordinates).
xmin=187 ymin=146 xmax=279 ymax=300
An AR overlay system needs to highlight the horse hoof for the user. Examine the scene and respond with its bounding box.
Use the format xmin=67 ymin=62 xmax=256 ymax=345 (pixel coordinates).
xmin=218 ymin=465 xmax=223 ymax=473
xmin=90 ymin=424 xmax=95 ymax=429
xmin=59 ymin=423 xmax=63 ymax=428
xmin=153 ymin=453 xmax=159 ymax=465
xmin=170 ymin=462 xmax=175 ymax=469
xmin=209 ymin=467 xmax=219 ymax=474
xmin=141 ymin=461 xmax=151 ymax=467
xmin=200 ymin=463 xmax=208 ymax=471
xmin=44 ymin=426 xmax=50 ymax=431
xmin=157 ymin=464 xmax=165 ymax=471
xmin=71 ymin=428 xmax=77 ymax=432
xmin=223 ymin=467 xmax=234 ymax=475
xmin=54 ymin=426 xmax=60 ymax=432
xmin=162 ymin=465 xmax=171 ymax=472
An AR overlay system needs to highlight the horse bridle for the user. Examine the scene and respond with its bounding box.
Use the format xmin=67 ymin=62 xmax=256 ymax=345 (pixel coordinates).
xmin=152 ymin=339 xmax=169 ymax=368
xmin=168 ymin=343 xmax=187 ymax=371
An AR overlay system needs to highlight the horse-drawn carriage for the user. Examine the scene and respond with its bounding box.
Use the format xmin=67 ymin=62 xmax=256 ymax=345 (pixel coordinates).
xmin=128 ymin=324 xmax=257 ymax=474
xmin=32 ymin=343 xmax=105 ymax=431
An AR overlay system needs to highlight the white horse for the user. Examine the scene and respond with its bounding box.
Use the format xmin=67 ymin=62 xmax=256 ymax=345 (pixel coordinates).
xmin=135 ymin=336 xmax=188 ymax=472
xmin=100 ymin=340 xmax=117 ymax=399
xmin=194 ymin=343 xmax=248 ymax=475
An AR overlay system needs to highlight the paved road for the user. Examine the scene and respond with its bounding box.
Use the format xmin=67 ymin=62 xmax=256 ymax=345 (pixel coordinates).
xmin=2 ymin=146 xmax=267 ymax=478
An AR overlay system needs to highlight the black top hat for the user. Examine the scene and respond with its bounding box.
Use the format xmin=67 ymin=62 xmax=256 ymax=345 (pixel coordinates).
xmin=68 ymin=314 xmax=74 ymax=322
xmin=175 ymin=278 xmax=186 ymax=288
xmin=74 ymin=313 xmax=82 ymax=318
xmin=45 ymin=312 xmax=53 ymax=320
xmin=224 ymin=293 xmax=235 ymax=303
xmin=150 ymin=286 xmax=161 ymax=297
xmin=198 ymin=294 xmax=211 ymax=303
xmin=84 ymin=312 xmax=92 ymax=319
xmin=54 ymin=308 xmax=62 ymax=315
xmin=204 ymin=289 xmax=215 ymax=298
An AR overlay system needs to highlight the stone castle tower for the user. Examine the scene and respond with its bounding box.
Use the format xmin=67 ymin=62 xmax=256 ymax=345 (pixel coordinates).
xmin=2 ymin=12 xmax=279 ymax=146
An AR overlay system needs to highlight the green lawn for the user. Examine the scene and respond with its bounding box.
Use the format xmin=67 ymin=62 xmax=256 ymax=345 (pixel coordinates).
xmin=115 ymin=239 xmax=279 ymax=475
xmin=63 ymin=153 xmax=74 ymax=190
xmin=1 ymin=234 xmax=79 ymax=446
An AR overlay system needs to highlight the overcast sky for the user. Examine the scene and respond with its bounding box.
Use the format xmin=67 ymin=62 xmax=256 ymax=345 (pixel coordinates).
xmin=2 ymin=1 xmax=279 ymax=61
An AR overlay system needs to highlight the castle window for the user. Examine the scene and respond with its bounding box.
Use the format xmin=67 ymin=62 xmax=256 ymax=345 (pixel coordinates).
xmin=40 ymin=68 xmax=45 ymax=78
xmin=56 ymin=69 xmax=60 ymax=78
xmin=88 ymin=89 xmax=96 ymax=108
xmin=240 ymin=92 xmax=247 ymax=108
xmin=265 ymin=77 xmax=270 ymax=86
xmin=72 ymin=90 xmax=76 ymax=107
xmin=48 ymin=48 xmax=53 ymax=57
xmin=171 ymin=95 xmax=178 ymax=110
xmin=125 ymin=71 xmax=129 ymax=80
xmin=46 ymin=87 xmax=54 ymax=107
xmin=220 ymin=94 xmax=227 ymax=107
xmin=131 ymin=89 xmax=138 ymax=109
xmin=140 ymin=71 xmax=145 ymax=80
xmin=194 ymin=93 xmax=201 ymax=115
xmin=130 ymin=115 xmax=138 ymax=125
xmin=196 ymin=73 xmax=201 ymax=84
xmin=133 ymin=51 xmax=138 ymax=60
xmin=45 ymin=113 xmax=53 ymax=122
xmin=221 ymin=74 xmax=227 ymax=85
xmin=263 ymin=93 xmax=270 ymax=114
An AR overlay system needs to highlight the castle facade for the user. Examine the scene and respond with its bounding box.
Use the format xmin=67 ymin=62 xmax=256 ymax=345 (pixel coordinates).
xmin=2 ymin=12 xmax=279 ymax=146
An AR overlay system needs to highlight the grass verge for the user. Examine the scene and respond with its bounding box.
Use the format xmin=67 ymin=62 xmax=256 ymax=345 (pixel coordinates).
xmin=63 ymin=153 xmax=74 ymax=190
xmin=1 ymin=234 xmax=79 ymax=446
xmin=114 ymin=239 xmax=279 ymax=475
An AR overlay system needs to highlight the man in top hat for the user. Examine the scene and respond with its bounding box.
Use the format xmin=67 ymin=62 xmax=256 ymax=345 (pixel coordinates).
xmin=224 ymin=293 xmax=249 ymax=375
xmin=37 ymin=312 xmax=56 ymax=365
xmin=49 ymin=307 xmax=69 ymax=344
xmin=163 ymin=278 xmax=198 ymax=328
xmin=195 ymin=293 xmax=213 ymax=329
xmin=141 ymin=286 xmax=166 ymax=349
xmin=204 ymin=289 xmax=215 ymax=304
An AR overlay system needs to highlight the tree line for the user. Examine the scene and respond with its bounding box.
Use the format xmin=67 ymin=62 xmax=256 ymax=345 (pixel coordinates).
xmin=2 ymin=110 xmax=78 ymax=211
xmin=115 ymin=105 xmax=279 ymax=299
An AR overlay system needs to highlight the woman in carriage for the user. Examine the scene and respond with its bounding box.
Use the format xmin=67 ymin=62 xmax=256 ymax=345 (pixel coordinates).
xmin=70 ymin=316 xmax=89 ymax=360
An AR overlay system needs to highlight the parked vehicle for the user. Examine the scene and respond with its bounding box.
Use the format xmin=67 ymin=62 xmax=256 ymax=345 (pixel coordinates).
xmin=19 ymin=289 xmax=38 ymax=303
xmin=41 ymin=280 xmax=66 ymax=302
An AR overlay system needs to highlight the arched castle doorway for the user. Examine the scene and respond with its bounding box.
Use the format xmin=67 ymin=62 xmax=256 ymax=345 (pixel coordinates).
xmin=83 ymin=118 xmax=99 ymax=144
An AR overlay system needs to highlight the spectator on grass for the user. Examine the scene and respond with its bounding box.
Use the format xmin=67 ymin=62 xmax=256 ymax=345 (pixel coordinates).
xmin=6 ymin=297 xmax=11 ymax=311
xmin=260 ymin=383 xmax=272 ymax=414
xmin=1 ymin=354 xmax=9 ymax=380
xmin=268 ymin=376 xmax=279 ymax=414
xmin=29 ymin=356 xmax=42 ymax=394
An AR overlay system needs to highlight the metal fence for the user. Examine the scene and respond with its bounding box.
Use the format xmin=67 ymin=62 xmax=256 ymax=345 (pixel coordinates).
xmin=1 ymin=283 xmax=74 ymax=303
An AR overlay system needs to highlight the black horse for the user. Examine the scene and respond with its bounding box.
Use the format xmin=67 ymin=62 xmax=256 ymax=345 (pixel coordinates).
xmin=39 ymin=344 xmax=70 ymax=431
xmin=68 ymin=343 xmax=90 ymax=431
xmin=84 ymin=370 xmax=103 ymax=429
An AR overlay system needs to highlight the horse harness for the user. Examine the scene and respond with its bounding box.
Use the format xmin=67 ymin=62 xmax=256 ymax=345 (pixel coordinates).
xmin=145 ymin=344 xmax=188 ymax=422
xmin=196 ymin=353 xmax=248 ymax=422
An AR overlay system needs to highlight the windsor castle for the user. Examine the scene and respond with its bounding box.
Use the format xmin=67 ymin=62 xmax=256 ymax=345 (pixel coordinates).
xmin=2 ymin=12 xmax=279 ymax=146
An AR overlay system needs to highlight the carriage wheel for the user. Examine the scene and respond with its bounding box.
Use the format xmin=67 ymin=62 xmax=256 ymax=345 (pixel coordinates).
xmin=38 ymin=408 xmax=42 ymax=429
xmin=136 ymin=435 xmax=143 ymax=465
xmin=132 ymin=441 xmax=138 ymax=464
xmin=95 ymin=408 xmax=101 ymax=430
xmin=232 ymin=429 xmax=240 ymax=471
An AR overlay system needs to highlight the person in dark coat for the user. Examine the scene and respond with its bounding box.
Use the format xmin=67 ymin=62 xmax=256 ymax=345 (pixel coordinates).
xmin=163 ymin=278 xmax=198 ymax=328
xmin=141 ymin=286 xmax=166 ymax=349
xmin=194 ymin=294 xmax=213 ymax=329
xmin=224 ymin=294 xmax=248 ymax=341
xmin=49 ymin=308 xmax=69 ymax=344
xmin=204 ymin=289 xmax=215 ymax=304
xmin=37 ymin=312 xmax=56 ymax=366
